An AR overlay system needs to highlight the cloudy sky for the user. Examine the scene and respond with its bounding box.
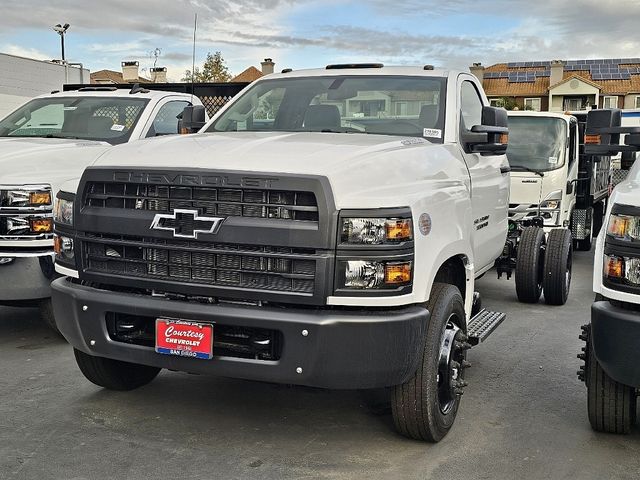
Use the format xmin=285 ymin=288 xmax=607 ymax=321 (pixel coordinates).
xmin=0 ymin=0 xmax=638 ymax=81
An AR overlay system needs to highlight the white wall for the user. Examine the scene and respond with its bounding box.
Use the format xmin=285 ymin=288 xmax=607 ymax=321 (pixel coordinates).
xmin=0 ymin=53 xmax=90 ymax=117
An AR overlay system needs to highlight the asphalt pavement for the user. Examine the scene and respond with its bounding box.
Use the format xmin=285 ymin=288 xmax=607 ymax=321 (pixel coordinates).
xmin=1 ymin=248 xmax=639 ymax=480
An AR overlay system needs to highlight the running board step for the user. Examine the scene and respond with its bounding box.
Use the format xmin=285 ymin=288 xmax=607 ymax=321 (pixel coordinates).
xmin=467 ymin=309 xmax=506 ymax=346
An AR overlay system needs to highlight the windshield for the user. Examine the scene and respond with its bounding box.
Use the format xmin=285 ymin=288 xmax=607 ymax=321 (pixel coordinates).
xmin=0 ymin=96 xmax=150 ymax=145
xmin=208 ymin=75 xmax=446 ymax=141
xmin=507 ymin=116 xmax=567 ymax=171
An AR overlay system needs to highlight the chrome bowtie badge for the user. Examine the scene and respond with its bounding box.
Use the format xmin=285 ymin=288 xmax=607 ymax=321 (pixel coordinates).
xmin=150 ymin=209 xmax=225 ymax=239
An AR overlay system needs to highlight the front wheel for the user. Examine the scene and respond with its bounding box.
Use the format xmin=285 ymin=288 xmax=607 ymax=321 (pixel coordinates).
xmin=391 ymin=283 xmax=468 ymax=442
xmin=74 ymin=349 xmax=161 ymax=391
xmin=39 ymin=299 xmax=62 ymax=336
xmin=584 ymin=325 xmax=636 ymax=433
xmin=543 ymin=229 xmax=572 ymax=305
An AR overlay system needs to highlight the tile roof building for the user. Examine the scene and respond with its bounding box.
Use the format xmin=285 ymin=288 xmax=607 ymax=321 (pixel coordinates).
xmin=470 ymin=58 xmax=640 ymax=112
xmin=230 ymin=58 xmax=275 ymax=83
xmin=90 ymin=61 xmax=158 ymax=84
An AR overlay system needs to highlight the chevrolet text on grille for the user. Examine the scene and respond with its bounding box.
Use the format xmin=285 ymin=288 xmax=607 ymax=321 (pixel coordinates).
xmin=113 ymin=172 xmax=280 ymax=188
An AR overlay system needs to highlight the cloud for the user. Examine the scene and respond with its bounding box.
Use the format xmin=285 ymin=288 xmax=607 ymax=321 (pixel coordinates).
xmin=1 ymin=44 xmax=49 ymax=60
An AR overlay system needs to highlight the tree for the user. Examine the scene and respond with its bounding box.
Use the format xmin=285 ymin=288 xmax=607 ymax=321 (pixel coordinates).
xmin=182 ymin=51 xmax=232 ymax=83
xmin=494 ymin=96 xmax=519 ymax=110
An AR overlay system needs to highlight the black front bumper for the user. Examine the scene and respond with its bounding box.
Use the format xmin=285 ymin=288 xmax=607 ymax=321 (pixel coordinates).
xmin=591 ymin=300 xmax=640 ymax=388
xmin=51 ymin=278 xmax=429 ymax=389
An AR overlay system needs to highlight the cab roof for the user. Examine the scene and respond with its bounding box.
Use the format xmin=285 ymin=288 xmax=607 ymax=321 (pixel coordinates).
xmin=259 ymin=65 xmax=457 ymax=81
xmin=507 ymin=110 xmax=574 ymax=121
xmin=37 ymin=88 xmax=193 ymax=101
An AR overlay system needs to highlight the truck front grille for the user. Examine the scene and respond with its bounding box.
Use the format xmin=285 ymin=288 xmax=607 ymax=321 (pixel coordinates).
xmin=84 ymin=181 xmax=319 ymax=222
xmin=82 ymin=234 xmax=317 ymax=295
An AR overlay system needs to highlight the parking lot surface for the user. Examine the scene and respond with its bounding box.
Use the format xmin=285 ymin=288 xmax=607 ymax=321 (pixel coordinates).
xmin=1 ymin=249 xmax=640 ymax=480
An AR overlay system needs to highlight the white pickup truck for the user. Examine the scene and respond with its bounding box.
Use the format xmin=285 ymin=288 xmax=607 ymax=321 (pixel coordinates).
xmin=0 ymin=85 xmax=203 ymax=330
xmin=51 ymin=64 xmax=510 ymax=441
xmin=578 ymin=110 xmax=640 ymax=433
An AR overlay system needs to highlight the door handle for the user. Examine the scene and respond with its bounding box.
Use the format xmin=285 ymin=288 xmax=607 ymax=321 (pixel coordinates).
xmin=500 ymin=166 xmax=511 ymax=175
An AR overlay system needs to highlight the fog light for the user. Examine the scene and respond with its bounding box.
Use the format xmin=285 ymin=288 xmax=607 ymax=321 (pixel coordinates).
xmin=30 ymin=218 xmax=53 ymax=233
xmin=54 ymin=234 xmax=74 ymax=260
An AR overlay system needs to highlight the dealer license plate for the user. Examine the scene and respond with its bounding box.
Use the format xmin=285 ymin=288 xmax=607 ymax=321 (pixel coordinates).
xmin=155 ymin=318 xmax=214 ymax=360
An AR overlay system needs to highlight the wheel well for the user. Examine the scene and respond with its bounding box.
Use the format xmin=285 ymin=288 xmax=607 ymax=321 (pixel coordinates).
xmin=433 ymin=256 xmax=467 ymax=307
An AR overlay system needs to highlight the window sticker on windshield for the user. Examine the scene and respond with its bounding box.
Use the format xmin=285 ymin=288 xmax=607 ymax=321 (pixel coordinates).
xmin=549 ymin=156 xmax=558 ymax=164
xmin=423 ymin=128 xmax=442 ymax=139
xmin=111 ymin=124 xmax=125 ymax=132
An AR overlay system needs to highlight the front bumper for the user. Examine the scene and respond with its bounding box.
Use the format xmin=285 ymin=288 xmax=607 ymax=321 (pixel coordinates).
xmin=591 ymin=299 xmax=640 ymax=388
xmin=0 ymin=253 xmax=55 ymax=303
xmin=51 ymin=278 xmax=429 ymax=389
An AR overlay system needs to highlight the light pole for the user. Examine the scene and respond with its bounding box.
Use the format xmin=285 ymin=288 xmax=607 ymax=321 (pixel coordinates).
xmin=52 ymin=23 xmax=70 ymax=61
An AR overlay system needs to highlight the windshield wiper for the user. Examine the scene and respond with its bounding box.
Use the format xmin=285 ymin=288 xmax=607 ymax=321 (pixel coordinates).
xmin=44 ymin=134 xmax=82 ymax=140
xmin=510 ymin=165 xmax=545 ymax=177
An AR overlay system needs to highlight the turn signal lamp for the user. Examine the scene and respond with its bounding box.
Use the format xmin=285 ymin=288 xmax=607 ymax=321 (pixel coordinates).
xmin=585 ymin=134 xmax=601 ymax=145
xmin=607 ymin=214 xmax=640 ymax=241
xmin=385 ymin=219 xmax=412 ymax=242
xmin=29 ymin=191 xmax=51 ymax=205
xmin=605 ymin=255 xmax=624 ymax=279
xmin=384 ymin=262 xmax=412 ymax=285
xmin=30 ymin=218 xmax=52 ymax=233
xmin=499 ymin=133 xmax=509 ymax=144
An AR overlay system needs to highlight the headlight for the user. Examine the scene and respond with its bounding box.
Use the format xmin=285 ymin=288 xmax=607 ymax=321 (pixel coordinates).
xmin=540 ymin=190 xmax=562 ymax=211
xmin=341 ymin=260 xmax=412 ymax=289
xmin=341 ymin=218 xmax=412 ymax=245
xmin=607 ymin=214 xmax=640 ymax=241
xmin=54 ymin=195 xmax=74 ymax=226
xmin=604 ymin=254 xmax=640 ymax=285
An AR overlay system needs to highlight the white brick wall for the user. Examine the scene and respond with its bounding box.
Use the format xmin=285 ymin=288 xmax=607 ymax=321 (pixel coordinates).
xmin=0 ymin=53 xmax=90 ymax=116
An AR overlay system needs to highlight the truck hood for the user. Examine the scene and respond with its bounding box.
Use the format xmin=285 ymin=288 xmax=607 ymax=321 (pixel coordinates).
xmin=89 ymin=131 xmax=460 ymax=208
xmin=0 ymin=137 xmax=111 ymax=189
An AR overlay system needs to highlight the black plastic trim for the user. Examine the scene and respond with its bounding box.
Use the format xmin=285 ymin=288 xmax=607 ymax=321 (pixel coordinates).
xmin=52 ymin=277 xmax=429 ymax=389
xmin=591 ymin=300 xmax=640 ymax=387
xmin=611 ymin=203 xmax=640 ymax=217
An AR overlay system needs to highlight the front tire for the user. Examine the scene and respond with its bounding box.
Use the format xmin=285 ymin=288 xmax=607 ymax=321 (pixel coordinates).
xmin=585 ymin=325 xmax=636 ymax=433
xmin=543 ymin=229 xmax=572 ymax=305
xmin=74 ymin=349 xmax=161 ymax=391
xmin=39 ymin=299 xmax=62 ymax=336
xmin=391 ymin=283 xmax=467 ymax=442
xmin=515 ymin=227 xmax=545 ymax=303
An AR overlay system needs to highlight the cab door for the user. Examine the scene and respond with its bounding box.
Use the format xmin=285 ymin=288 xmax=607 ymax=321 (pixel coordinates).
xmin=457 ymin=77 xmax=510 ymax=272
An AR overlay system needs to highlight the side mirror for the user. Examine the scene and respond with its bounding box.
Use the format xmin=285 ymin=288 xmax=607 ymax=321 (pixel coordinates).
xmin=178 ymin=105 xmax=206 ymax=134
xmin=566 ymin=181 xmax=574 ymax=195
xmin=462 ymin=106 xmax=508 ymax=155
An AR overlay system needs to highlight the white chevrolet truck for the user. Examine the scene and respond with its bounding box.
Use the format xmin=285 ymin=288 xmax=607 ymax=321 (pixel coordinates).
xmin=0 ymin=85 xmax=203 ymax=330
xmin=578 ymin=110 xmax=640 ymax=433
xmin=51 ymin=64 xmax=510 ymax=441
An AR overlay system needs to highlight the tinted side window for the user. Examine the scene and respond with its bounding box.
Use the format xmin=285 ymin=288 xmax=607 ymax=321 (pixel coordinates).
xmin=460 ymin=81 xmax=483 ymax=130
xmin=148 ymin=100 xmax=191 ymax=137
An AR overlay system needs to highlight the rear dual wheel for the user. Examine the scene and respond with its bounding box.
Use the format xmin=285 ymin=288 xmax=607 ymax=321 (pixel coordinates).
xmin=515 ymin=227 xmax=572 ymax=305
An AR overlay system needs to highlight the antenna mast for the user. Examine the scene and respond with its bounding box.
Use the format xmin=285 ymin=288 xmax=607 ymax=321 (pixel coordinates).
xmin=191 ymin=13 xmax=197 ymax=102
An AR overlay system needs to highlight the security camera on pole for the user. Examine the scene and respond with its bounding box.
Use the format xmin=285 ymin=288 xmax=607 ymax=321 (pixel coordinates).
xmin=52 ymin=23 xmax=70 ymax=62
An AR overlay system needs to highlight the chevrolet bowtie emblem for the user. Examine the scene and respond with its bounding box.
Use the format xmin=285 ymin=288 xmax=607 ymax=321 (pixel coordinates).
xmin=150 ymin=209 xmax=225 ymax=239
